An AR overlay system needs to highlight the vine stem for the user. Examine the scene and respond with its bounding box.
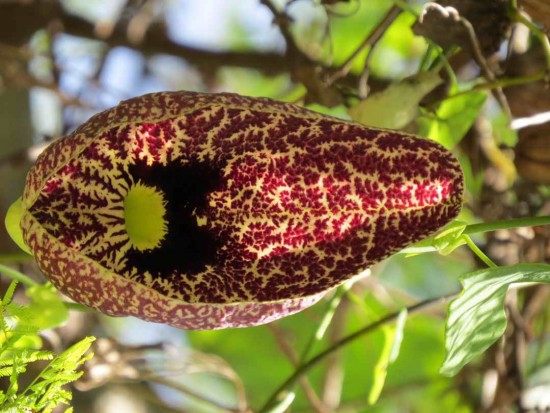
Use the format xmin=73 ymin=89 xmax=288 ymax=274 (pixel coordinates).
xmin=463 ymin=216 xmax=550 ymax=236
xmin=257 ymin=293 xmax=456 ymax=413
xmin=463 ymin=235 xmax=497 ymax=268
xmin=0 ymin=264 xmax=38 ymax=287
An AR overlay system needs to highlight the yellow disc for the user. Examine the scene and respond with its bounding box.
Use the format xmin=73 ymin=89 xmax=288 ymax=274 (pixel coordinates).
xmin=124 ymin=183 xmax=167 ymax=251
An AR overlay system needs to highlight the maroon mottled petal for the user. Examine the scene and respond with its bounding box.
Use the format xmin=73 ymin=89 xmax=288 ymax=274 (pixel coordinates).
xmin=22 ymin=91 xmax=463 ymax=329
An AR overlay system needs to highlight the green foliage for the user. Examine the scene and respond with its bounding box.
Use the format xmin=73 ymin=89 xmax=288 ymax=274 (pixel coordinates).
xmin=0 ymin=282 xmax=94 ymax=412
xmin=348 ymin=71 xmax=442 ymax=129
xmin=367 ymin=310 xmax=407 ymax=404
xmin=4 ymin=198 xmax=31 ymax=256
xmin=441 ymin=264 xmax=550 ymax=376
xmin=419 ymin=91 xmax=488 ymax=149
xmin=407 ymin=220 xmax=468 ymax=256
xmin=2 ymin=1 xmax=550 ymax=412
xmin=24 ymin=284 xmax=69 ymax=330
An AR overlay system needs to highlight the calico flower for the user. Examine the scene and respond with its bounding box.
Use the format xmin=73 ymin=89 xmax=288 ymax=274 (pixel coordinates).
xmin=6 ymin=91 xmax=463 ymax=329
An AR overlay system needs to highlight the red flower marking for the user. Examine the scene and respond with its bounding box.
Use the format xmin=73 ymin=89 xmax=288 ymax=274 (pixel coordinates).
xmin=21 ymin=91 xmax=463 ymax=329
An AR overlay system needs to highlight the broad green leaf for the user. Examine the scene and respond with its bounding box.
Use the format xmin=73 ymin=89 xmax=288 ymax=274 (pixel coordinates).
xmin=420 ymin=91 xmax=487 ymax=149
xmin=25 ymin=284 xmax=69 ymax=330
xmin=367 ymin=309 xmax=407 ymax=404
xmin=441 ymin=263 xmax=550 ymax=376
xmin=348 ymin=71 xmax=442 ymax=129
xmin=492 ymin=110 xmax=517 ymax=147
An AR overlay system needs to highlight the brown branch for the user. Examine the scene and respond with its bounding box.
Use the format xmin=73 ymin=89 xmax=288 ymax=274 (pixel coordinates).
xmin=258 ymin=0 xmax=299 ymax=56
xmin=59 ymin=11 xmax=290 ymax=75
xmin=0 ymin=2 xmax=290 ymax=75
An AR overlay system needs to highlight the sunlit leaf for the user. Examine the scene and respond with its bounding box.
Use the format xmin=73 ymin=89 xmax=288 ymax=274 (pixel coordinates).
xmin=348 ymin=71 xmax=442 ymax=129
xmin=420 ymin=91 xmax=487 ymax=149
xmin=441 ymin=263 xmax=550 ymax=376
xmin=368 ymin=309 xmax=407 ymax=404
xmin=4 ymin=198 xmax=32 ymax=256
xmin=25 ymin=284 xmax=69 ymax=330
xmin=406 ymin=220 xmax=467 ymax=256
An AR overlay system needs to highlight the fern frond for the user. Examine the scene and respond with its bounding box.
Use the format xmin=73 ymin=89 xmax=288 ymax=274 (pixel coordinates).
xmin=2 ymin=282 xmax=18 ymax=306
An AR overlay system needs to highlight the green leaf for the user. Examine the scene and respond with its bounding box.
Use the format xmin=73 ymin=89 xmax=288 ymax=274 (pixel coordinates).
xmin=367 ymin=309 xmax=407 ymax=404
xmin=21 ymin=336 xmax=95 ymax=411
xmin=2 ymin=282 xmax=19 ymax=306
xmin=25 ymin=284 xmax=69 ymax=330
xmin=432 ymin=221 xmax=468 ymax=256
xmin=441 ymin=263 xmax=550 ymax=376
xmin=405 ymin=220 xmax=467 ymax=256
xmin=348 ymin=71 xmax=442 ymax=129
xmin=4 ymin=198 xmax=32 ymax=256
xmin=420 ymin=91 xmax=487 ymax=149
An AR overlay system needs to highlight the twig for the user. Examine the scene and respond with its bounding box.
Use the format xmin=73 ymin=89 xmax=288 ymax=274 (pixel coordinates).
xmin=321 ymin=292 xmax=350 ymax=409
xmin=0 ymin=264 xmax=39 ymax=287
xmin=420 ymin=3 xmax=511 ymax=117
xmin=267 ymin=324 xmax=331 ymax=413
xmin=458 ymin=14 xmax=511 ymax=118
xmin=327 ymin=5 xmax=401 ymax=85
xmin=511 ymin=7 xmax=550 ymax=72
xmin=259 ymin=0 xmax=299 ymax=56
xmin=357 ymin=25 xmax=387 ymax=98
xmin=126 ymin=0 xmax=161 ymax=45
xmin=463 ymin=216 xmax=550 ymax=236
xmin=57 ymin=7 xmax=290 ymax=76
xmin=441 ymin=71 xmax=548 ymax=103
xmin=258 ymin=293 xmax=457 ymax=413
xmin=148 ymin=376 xmax=249 ymax=413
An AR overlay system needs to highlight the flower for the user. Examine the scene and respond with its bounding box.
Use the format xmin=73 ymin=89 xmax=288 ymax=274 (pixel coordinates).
xmin=8 ymin=91 xmax=463 ymax=330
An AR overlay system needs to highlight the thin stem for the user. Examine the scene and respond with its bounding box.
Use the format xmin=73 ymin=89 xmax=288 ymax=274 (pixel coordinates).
xmin=257 ymin=293 xmax=456 ymax=413
xmin=463 ymin=235 xmax=497 ymax=268
xmin=463 ymin=216 xmax=550 ymax=236
xmin=0 ymin=253 xmax=33 ymax=264
xmin=268 ymin=324 xmax=329 ymax=413
xmin=327 ymin=5 xmax=401 ymax=85
xmin=392 ymin=0 xmax=418 ymax=17
xmin=64 ymin=302 xmax=94 ymax=312
xmin=444 ymin=72 xmax=547 ymax=102
xmin=454 ymin=8 xmax=511 ymax=116
xmin=148 ymin=376 xmax=247 ymax=413
xmin=0 ymin=264 xmax=39 ymax=287
xmin=299 ymin=279 xmax=356 ymax=362
xmin=511 ymin=8 xmax=550 ymax=71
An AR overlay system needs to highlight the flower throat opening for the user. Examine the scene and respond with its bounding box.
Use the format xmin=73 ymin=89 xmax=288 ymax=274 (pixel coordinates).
xmin=124 ymin=160 xmax=223 ymax=277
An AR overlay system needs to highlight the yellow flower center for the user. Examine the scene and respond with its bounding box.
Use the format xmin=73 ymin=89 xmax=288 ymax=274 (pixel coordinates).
xmin=124 ymin=183 xmax=167 ymax=251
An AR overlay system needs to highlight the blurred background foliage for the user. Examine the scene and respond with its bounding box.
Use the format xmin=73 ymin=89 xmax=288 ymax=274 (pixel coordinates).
xmin=0 ymin=0 xmax=549 ymax=412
